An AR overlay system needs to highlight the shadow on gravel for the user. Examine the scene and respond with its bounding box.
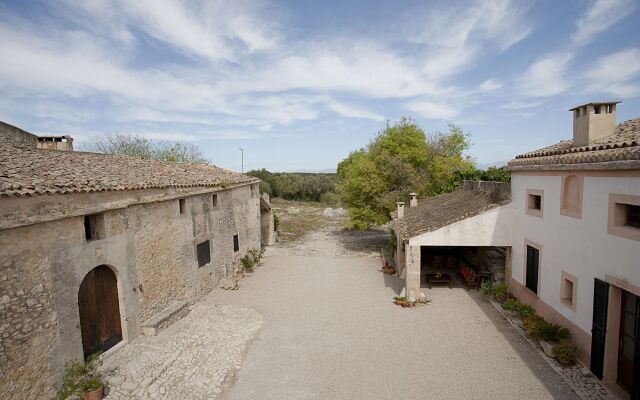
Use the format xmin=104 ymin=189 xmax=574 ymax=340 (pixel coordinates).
xmin=331 ymin=228 xmax=390 ymax=254
xmin=466 ymin=290 xmax=582 ymax=400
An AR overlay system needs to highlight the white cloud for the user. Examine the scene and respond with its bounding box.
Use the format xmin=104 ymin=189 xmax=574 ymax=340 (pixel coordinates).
xmin=572 ymin=0 xmax=636 ymax=45
xmin=478 ymin=79 xmax=504 ymax=92
xmin=501 ymin=100 xmax=543 ymax=109
xmin=404 ymin=100 xmax=459 ymax=120
xmin=583 ymin=48 xmax=640 ymax=97
xmin=326 ymin=101 xmax=385 ymax=122
xmin=516 ymin=53 xmax=573 ymax=97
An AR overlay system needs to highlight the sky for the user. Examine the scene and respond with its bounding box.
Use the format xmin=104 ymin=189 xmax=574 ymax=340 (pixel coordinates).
xmin=0 ymin=0 xmax=639 ymax=172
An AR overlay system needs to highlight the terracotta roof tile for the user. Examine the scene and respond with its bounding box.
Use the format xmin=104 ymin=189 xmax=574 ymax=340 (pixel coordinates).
xmin=0 ymin=144 xmax=258 ymax=197
xmin=392 ymin=189 xmax=511 ymax=239
xmin=508 ymin=118 xmax=640 ymax=170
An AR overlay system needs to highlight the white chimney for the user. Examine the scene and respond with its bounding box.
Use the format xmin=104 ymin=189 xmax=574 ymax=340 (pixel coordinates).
xmin=409 ymin=193 xmax=418 ymax=207
xmin=396 ymin=202 xmax=405 ymax=219
xmin=571 ymin=101 xmax=619 ymax=146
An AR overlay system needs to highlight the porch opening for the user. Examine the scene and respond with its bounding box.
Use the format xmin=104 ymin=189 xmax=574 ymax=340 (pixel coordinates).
xmin=419 ymin=246 xmax=508 ymax=289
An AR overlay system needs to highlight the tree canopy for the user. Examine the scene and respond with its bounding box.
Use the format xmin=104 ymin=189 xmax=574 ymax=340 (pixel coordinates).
xmin=80 ymin=133 xmax=208 ymax=163
xmin=337 ymin=118 xmax=477 ymax=229
xmin=247 ymin=169 xmax=338 ymax=203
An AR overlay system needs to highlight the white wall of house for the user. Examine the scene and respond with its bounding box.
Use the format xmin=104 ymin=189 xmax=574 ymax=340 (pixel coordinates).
xmin=408 ymin=204 xmax=513 ymax=247
xmin=511 ymin=173 xmax=640 ymax=336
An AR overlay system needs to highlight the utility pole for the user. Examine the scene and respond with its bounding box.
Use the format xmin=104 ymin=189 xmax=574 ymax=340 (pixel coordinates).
xmin=239 ymin=147 xmax=244 ymax=173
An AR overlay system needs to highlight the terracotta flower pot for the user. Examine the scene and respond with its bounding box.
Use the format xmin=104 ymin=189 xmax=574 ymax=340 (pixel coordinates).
xmin=83 ymin=386 xmax=103 ymax=400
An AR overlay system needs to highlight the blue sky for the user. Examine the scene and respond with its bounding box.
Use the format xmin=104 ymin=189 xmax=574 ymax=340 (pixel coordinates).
xmin=0 ymin=0 xmax=639 ymax=172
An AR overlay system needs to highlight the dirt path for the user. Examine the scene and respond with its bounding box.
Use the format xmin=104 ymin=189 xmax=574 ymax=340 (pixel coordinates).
xmin=210 ymin=223 xmax=580 ymax=400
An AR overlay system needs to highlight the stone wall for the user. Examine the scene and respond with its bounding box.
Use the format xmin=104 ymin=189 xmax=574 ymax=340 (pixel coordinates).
xmin=0 ymin=182 xmax=261 ymax=399
xmin=0 ymin=121 xmax=38 ymax=149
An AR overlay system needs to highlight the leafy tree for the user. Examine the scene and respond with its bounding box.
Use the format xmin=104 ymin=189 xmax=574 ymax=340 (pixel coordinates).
xmin=80 ymin=133 xmax=208 ymax=163
xmin=246 ymin=169 xmax=338 ymax=202
xmin=337 ymin=118 xmax=475 ymax=229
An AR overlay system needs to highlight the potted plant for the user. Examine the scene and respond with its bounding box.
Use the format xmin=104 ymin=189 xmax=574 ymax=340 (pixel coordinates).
xmin=536 ymin=322 xmax=570 ymax=358
xmin=56 ymin=353 xmax=104 ymax=400
xmin=393 ymin=296 xmax=415 ymax=308
xmin=553 ymin=341 xmax=580 ymax=366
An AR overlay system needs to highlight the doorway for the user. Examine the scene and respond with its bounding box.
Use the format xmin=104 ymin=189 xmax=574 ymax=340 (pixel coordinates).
xmin=78 ymin=265 xmax=123 ymax=358
xmin=618 ymin=289 xmax=639 ymax=397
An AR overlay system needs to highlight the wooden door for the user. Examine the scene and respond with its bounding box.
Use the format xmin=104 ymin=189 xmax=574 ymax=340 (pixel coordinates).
xmin=618 ymin=290 xmax=639 ymax=395
xmin=590 ymin=279 xmax=609 ymax=379
xmin=78 ymin=265 xmax=122 ymax=358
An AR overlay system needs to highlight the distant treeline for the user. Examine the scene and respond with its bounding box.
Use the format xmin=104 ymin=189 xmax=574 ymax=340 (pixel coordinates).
xmin=247 ymin=169 xmax=339 ymax=203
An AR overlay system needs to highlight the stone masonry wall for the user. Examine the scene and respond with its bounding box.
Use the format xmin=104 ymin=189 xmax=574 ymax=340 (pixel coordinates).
xmin=0 ymin=218 xmax=80 ymax=400
xmin=0 ymin=121 xmax=38 ymax=149
xmin=0 ymin=182 xmax=261 ymax=399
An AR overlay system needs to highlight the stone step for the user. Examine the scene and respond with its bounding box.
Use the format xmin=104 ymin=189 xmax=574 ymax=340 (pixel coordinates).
xmin=140 ymin=301 xmax=189 ymax=336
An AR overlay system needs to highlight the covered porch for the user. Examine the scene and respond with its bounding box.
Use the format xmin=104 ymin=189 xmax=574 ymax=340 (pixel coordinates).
xmin=392 ymin=181 xmax=513 ymax=301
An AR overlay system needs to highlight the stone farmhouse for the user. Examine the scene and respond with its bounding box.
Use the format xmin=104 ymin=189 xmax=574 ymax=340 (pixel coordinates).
xmin=0 ymin=121 xmax=274 ymax=399
xmin=393 ymin=102 xmax=640 ymax=399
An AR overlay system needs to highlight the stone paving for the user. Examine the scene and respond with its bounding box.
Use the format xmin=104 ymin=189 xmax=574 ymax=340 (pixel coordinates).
xmin=101 ymin=303 xmax=262 ymax=399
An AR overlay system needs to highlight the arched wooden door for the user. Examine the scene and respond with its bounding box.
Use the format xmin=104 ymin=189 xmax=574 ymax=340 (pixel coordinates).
xmin=78 ymin=265 xmax=122 ymax=358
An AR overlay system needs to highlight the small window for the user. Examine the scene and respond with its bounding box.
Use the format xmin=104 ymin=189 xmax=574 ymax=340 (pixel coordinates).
xmin=179 ymin=198 xmax=186 ymax=214
xmin=606 ymin=104 xmax=613 ymax=113
xmin=526 ymin=189 xmax=543 ymax=217
xmin=84 ymin=214 xmax=105 ymax=241
xmin=212 ymin=194 xmax=218 ymax=207
xmin=525 ymin=245 xmax=540 ymax=295
xmin=582 ymin=107 xmax=586 ymax=116
xmin=608 ymin=194 xmax=640 ymax=241
xmin=625 ymin=204 xmax=640 ymax=228
xmin=233 ymin=234 xmax=239 ymax=252
xmin=594 ymin=105 xmax=601 ymax=114
xmin=197 ymin=241 xmax=211 ymax=267
xmin=574 ymin=109 xmax=580 ymax=118
xmin=561 ymin=273 xmax=576 ymax=309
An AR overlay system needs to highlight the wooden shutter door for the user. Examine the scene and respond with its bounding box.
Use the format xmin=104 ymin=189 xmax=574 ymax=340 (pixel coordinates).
xmin=590 ymin=278 xmax=609 ymax=379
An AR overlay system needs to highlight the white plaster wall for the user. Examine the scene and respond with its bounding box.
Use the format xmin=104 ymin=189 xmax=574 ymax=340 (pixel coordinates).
xmin=511 ymin=174 xmax=640 ymax=334
xmin=408 ymin=204 xmax=513 ymax=247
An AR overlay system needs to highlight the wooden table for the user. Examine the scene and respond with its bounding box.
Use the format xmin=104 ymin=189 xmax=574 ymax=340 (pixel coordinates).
xmin=426 ymin=273 xmax=452 ymax=289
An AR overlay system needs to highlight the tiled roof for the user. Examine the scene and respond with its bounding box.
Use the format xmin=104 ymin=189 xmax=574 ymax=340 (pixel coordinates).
xmin=392 ymin=188 xmax=511 ymax=239
xmin=0 ymin=144 xmax=257 ymax=197
xmin=508 ymin=118 xmax=640 ymax=170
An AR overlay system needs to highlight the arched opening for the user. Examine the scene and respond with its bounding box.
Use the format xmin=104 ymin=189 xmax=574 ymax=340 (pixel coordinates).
xmin=563 ymin=175 xmax=580 ymax=210
xmin=78 ymin=265 xmax=122 ymax=358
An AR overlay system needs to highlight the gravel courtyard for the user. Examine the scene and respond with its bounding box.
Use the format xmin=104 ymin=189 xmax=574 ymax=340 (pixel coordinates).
xmin=210 ymin=225 xmax=581 ymax=400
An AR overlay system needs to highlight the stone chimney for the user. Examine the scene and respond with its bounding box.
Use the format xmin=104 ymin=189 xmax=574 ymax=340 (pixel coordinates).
xmin=409 ymin=193 xmax=418 ymax=207
xmin=396 ymin=202 xmax=405 ymax=219
xmin=570 ymin=101 xmax=620 ymax=147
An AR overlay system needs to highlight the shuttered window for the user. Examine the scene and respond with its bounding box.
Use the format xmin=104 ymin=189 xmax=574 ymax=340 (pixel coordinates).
xmin=525 ymin=245 xmax=539 ymax=294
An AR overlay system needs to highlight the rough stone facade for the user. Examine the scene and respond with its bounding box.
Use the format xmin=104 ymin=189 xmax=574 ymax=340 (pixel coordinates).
xmin=0 ymin=183 xmax=261 ymax=399
xmin=0 ymin=121 xmax=38 ymax=149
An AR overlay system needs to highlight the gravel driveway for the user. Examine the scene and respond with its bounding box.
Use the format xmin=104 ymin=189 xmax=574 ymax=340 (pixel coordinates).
xmin=211 ymin=227 xmax=581 ymax=400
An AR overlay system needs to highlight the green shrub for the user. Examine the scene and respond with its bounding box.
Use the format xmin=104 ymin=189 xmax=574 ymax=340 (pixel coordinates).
xmin=537 ymin=322 xmax=570 ymax=342
xmin=514 ymin=303 xmax=535 ymax=318
xmin=249 ymin=248 xmax=262 ymax=264
xmin=553 ymin=341 xmax=579 ymax=365
xmin=240 ymin=255 xmax=255 ymax=272
xmin=502 ymin=299 xmax=535 ymax=319
xmin=55 ymin=353 xmax=103 ymax=399
xmin=480 ymin=281 xmax=493 ymax=296
xmin=273 ymin=213 xmax=280 ymax=232
xmin=492 ymin=283 xmax=509 ymax=301
xmin=523 ymin=315 xmax=545 ymax=338
xmin=501 ymin=298 xmax=519 ymax=311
